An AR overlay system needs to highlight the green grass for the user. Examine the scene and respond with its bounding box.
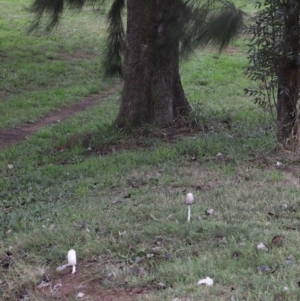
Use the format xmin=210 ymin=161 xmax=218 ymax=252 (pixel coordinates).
xmin=0 ymin=0 xmax=111 ymax=128
xmin=1 ymin=1 xmax=300 ymax=301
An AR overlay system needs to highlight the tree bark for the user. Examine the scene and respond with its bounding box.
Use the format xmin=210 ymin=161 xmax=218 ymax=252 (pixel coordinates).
xmin=115 ymin=0 xmax=191 ymax=128
xmin=276 ymin=1 xmax=300 ymax=143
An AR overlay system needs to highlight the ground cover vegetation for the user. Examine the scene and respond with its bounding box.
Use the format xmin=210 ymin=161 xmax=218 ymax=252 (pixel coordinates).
xmin=0 ymin=0 xmax=113 ymax=129
xmin=1 ymin=0 xmax=300 ymax=300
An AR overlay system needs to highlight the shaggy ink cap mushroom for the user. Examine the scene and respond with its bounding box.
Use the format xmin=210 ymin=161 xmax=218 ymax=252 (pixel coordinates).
xmin=185 ymin=192 xmax=194 ymax=222
xmin=185 ymin=192 xmax=194 ymax=205
xmin=67 ymin=249 xmax=77 ymax=274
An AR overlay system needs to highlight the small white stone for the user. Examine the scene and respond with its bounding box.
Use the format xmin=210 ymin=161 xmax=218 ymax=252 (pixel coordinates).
xmin=206 ymin=209 xmax=214 ymax=215
xmin=257 ymin=243 xmax=268 ymax=251
xmin=157 ymin=282 xmax=166 ymax=288
xmin=198 ymin=277 xmax=214 ymax=286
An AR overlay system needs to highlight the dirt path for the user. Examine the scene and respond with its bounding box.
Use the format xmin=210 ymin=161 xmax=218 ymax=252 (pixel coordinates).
xmin=0 ymin=86 xmax=121 ymax=149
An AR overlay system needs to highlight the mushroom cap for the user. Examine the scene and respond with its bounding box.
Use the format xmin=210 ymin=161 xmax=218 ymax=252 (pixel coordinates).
xmin=67 ymin=249 xmax=77 ymax=266
xmin=185 ymin=192 xmax=194 ymax=205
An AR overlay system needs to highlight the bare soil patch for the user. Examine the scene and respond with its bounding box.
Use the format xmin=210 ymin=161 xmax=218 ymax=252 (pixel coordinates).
xmin=0 ymin=85 xmax=121 ymax=149
xmin=25 ymin=263 xmax=151 ymax=301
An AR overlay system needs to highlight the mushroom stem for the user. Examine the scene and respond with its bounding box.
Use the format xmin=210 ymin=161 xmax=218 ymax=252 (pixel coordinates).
xmin=72 ymin=265 xmax=76 ymax=274
xmin=187 ymin=205 xmax=191 ymax=222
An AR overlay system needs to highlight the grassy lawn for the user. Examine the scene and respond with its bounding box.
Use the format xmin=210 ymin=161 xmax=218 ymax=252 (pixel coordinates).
xmin=1 ymin=1 xmax=300 ymax=301
xmin=0 ymin=0 xmax=112 ymax=129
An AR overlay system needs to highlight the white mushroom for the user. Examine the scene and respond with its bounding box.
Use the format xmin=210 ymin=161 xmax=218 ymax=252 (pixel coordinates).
xmin=185 ymin=192 xmax=194 ymax=222
xmin=67 ymin=249 xmax=77 ymax=274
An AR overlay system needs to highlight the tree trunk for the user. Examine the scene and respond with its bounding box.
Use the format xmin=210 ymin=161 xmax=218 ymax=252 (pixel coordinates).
xmin=115 ymin=0 xmax=191 ymax=128
xmin=276 ymin=2 xmax=300 ymax=143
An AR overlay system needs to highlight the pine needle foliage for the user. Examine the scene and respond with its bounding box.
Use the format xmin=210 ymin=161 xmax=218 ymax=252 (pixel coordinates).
xmin=27 ymin=0 xmax=102 ymax=32
xmin=102 ymin=0 xmax=125 ymax=77
xmin=28 ymin=0 xmax=244 ymax=76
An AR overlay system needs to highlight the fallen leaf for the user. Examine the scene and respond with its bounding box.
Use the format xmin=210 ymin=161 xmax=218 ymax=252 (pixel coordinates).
xmin=231 ymin=252 xmax=240 ymax=259
xmin=131 ymin=265 xmax=147 ymax=276
xmin=111 ymin=200 xmax=122 ymax=205
xmin=135 ymin=256 xmax=143 ymax=264
xmin=154 ymin=237 xmax=163 ymax=244
xmin=42 ymin=274 xmax=51 ymax=282
xmin=152 ymin=246 xmax=161 ymax=252
xmin=106 ymin=272 xmax=115 ymax=281
xmin=257 ymin=265 xmax=271 ymax=273
xmin=214 ymin=233 xmax=227 ymax=245
xmin=257 ymin=243 xmax=268 ymax=251
xmin=272 ymin=235 xmax=284 ymax=246
xmin=198 ymin=277 xmax=214 ymax=286
xmin=37 ymin=281 xmax=51 ymax=289
xmin=76 ymin=221 xmax=85 ymax=229
xmin=286 ymin=255 xmax=295 ymax=265
xmin=51 ymin=282 xmax=62 ymax=293
xmin=162 ymin=253 xmax=172 ymax=260
xmin=149 ymin=214 xmax=158 ymax=221
xmin=1 ymin=254 xmax=13 ymax=269
xmin=18 ymin=289 xmax=31 ymax=299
